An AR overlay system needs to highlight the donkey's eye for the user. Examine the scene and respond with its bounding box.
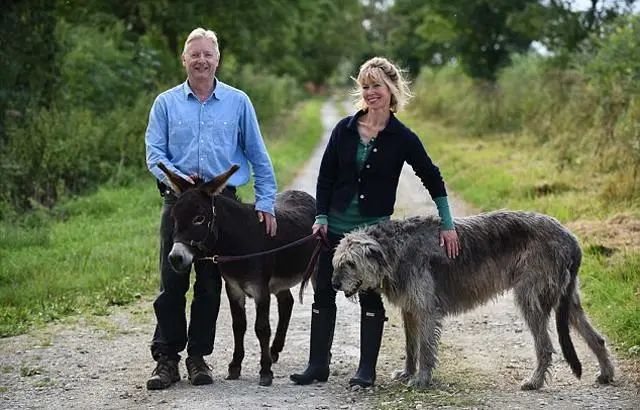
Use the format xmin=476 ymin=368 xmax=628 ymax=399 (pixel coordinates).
xmin=192 ymin=215 xmax=206 ymax=225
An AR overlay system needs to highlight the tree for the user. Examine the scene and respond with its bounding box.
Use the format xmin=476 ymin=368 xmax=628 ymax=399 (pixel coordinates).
xmin=385 ymin=0 xmax=538 ymax=80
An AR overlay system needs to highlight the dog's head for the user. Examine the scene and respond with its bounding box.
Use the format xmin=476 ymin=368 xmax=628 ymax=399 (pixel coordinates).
xmin=331 ymin=231 xmax=388 ymax=297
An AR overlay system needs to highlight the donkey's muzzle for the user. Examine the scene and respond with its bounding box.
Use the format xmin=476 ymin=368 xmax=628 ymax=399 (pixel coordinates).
xmin=168 ymin=242 xmax=194 ymax=272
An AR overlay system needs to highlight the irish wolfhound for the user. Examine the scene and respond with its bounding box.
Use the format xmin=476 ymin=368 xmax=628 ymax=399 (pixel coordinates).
xmin=331 ymin=210 xmax=614 ymax=390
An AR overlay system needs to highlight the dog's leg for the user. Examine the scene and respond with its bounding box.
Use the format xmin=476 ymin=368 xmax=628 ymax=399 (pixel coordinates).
xmin=569 ymin=291 xmax=614 ymax=384
xmin=270 ymin=289 xmax=294 ymax=363
xmin=516 ymin=289 xmax=554 ymax=390
xmin=409 ymin=310 xmax=442 ymax=389
xmin=226 ymin=282 xmax=246 ymax=380
xmin=392 ymin=309 xmax=418 ymax=382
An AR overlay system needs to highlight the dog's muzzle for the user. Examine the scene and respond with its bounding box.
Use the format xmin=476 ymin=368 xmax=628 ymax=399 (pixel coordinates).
xmin=334 ymin=279 xmax=362 ymax=298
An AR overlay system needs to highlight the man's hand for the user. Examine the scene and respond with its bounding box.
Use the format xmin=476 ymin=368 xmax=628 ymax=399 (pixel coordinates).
xmin=257 ymin=211 xmax=277 ymax=237
xmin=439 ymin=229 xmax=460 ymax=259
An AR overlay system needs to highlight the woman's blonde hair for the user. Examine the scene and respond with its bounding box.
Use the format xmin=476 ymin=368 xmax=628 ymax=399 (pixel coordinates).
xmin=352 ymin=57 xmax=413 ymax=113
xmin=183 ymin=27 xmax=220 ymax=59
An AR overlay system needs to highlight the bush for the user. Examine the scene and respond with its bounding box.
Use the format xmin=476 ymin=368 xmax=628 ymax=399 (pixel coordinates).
xmin=56 ymin=21 xmax=162 ymax=112
xmin=1 ymin=92 xmax=151 ymax=215
xmin=221 ymin=53 xmax=304 ymax=128
xmin=411 ymin=15 xmax=640 ymax=199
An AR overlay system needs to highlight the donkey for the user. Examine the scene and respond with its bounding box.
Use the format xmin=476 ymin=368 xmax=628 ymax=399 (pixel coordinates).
xmin=157 ymin=163 xmax=317 ymax=386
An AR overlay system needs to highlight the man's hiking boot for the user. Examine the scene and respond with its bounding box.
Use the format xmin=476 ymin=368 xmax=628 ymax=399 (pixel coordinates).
xmin=146 ymin=357 xmax=180 ymax=390
xmin=186 ymin=356 xmax=213 ymax=385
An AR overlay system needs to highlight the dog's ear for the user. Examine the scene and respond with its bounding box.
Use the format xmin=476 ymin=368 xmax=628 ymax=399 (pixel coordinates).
xmin=201 ymin=165 xmax=240 ymax=196
xmin=366 ymin=240 xmax=387 ymax=267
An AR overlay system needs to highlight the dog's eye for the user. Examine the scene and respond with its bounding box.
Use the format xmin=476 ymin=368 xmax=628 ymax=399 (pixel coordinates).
xmin=192 ymin=215 xmax=206 ymax=225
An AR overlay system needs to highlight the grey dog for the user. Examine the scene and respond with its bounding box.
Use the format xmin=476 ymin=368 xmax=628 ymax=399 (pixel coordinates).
xmin=331 ymin=210 xmax=614 ymax=390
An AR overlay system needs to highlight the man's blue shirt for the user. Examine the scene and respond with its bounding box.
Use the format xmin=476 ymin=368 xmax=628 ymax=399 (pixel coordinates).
xmin=145 ymin=80 xmax=277 ymax=214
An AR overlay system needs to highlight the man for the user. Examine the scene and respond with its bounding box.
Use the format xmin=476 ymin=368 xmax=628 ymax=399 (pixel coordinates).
xmin=144 ymin=27 xmax=277 ymax=390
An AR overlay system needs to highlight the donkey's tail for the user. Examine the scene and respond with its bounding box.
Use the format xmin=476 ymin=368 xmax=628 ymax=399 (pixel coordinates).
xmin=298 ymin=237 xmax=325 ymax=304
xmin=555 ymin=254 xmax=583 ymax=379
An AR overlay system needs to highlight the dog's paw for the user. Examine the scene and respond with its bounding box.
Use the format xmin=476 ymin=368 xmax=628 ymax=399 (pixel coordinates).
xmin=520 ymin=379 xmax=543 ymax=390
xmin=407 ymin=374 xmax=432 ymax=389
xmin=392 ymin=369 xmax=413 ymax=381
xmin=596 ymin=371 xmax=614 ymax=384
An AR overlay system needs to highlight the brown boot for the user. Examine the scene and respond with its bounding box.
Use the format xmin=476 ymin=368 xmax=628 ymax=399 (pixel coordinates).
xmin=186 ymin=356 xmax=213 ymax=385
xmin=146 ymin=357 xmax=180 ymax=390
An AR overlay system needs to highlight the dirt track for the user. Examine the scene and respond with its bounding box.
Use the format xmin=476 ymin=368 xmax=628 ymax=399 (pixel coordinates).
xmin=1 ymin=100 xmax=638 ymax=409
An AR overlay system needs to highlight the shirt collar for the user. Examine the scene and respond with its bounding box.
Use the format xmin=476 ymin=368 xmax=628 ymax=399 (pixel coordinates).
xmin=347 ymin=109 xmax=402 ymax=134
xmin=182 ymin=78 xmax=227 ymax=101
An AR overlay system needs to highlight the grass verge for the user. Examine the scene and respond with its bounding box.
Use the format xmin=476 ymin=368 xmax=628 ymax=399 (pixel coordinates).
xmin=0 ymin=98 xmax=324 ymax=337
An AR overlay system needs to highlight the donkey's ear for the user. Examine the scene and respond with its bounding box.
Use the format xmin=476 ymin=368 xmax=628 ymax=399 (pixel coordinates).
xmin=201 ymin=165 xmax=240 ymax=196
xmin=157 ymin=162 xmax=192 ymax=194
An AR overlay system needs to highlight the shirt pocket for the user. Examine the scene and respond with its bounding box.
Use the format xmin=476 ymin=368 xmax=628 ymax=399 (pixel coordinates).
xmin=211 ymin=119 xmax=237 ymax=149
xmin=168 ymin=118 xmax=194 ymax=148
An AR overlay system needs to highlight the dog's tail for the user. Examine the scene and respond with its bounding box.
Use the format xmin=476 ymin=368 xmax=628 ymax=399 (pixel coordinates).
xmin=555 ymin=253 xmax=583 ymax=379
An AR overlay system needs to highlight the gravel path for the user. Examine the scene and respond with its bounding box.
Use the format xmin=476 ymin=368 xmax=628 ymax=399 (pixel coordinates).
xmin=1 ymin=100 xmax=638 ymax=409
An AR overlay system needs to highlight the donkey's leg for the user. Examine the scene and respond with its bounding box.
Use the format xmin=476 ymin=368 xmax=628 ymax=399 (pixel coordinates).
xmin=569 ymin=290 xmax=614 ymax=384
xmin=409 ymin=310 xmax=442 ymax=389
xmin=392 ymin=309 xmax=418 ymax=382
xmin=254 ymin=293 xmax=273 ymax=386
xmin=515 ymin=284 xmax=555 ymax=390
xmin=226 ymin=282 xmax=246 ymax=380
xmin=270 ymin=289 xmax=294 ymax=363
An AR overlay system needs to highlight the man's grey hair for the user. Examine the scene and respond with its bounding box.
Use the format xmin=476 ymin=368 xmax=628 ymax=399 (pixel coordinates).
xmin=183 ymin=27 xmax=220 ymax=59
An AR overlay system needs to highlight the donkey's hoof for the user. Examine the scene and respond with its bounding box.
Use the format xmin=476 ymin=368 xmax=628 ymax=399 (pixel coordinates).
xmin=259 ymin=374 xmax=273 ymax=386
xmin=270 ymin=350 xmax=280 ymax=363
xmin=226 ymin=366 xmax=241 ymax=380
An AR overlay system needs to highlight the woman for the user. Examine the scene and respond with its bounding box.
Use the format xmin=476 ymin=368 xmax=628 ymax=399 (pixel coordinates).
xmin=290 ymin=57 xmax=460 ymax=388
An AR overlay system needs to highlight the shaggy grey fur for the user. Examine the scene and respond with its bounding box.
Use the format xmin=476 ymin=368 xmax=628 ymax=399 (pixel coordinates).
xmin=331 ymin=210 xmax=615 ymax=390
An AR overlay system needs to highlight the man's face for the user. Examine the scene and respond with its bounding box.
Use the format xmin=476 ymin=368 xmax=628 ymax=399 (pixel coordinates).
xmin=182 ymin=37 xmax=219 ymax=83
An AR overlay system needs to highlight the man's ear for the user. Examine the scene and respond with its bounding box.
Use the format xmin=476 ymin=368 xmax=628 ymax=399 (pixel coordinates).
xmin=201 ymin=165 xmax=240 ymax=196
xmin=157 ymin=162 xmax=192 ymax=194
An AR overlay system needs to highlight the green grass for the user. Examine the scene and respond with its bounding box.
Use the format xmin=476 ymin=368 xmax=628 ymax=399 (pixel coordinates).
xmin=401 ymin=113 xmax=640 ymax=356
xmin=580 ymin=250 xmax=640 ymax=351
xmin=0 ymin=98 xmax=324 ymax=337
xmin=0 ymin=181 xmax=159 ymax=337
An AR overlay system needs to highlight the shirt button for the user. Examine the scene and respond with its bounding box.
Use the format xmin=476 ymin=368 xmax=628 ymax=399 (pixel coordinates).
xmin=360 ymin=194 xmax=365 ymax=199
xmin=373 ymin=148 xmax=377 ymax=152
xmin=201 ymin=121 xmax=204 ymax=125
xmin=365 ymin=164 xmax=371 ymax=169
xmin=358 ymin=178 xmax=361 ymax=182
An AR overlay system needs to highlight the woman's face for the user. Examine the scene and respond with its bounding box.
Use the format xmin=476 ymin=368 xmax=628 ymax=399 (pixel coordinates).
xmin=361 ymin=79 xmax=392 ymax=111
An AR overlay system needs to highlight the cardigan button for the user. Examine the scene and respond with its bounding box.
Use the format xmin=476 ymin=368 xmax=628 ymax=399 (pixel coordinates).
xmin=365 ymin=164 xmax=371 ymax=169
xmin=359 ymin=194 xmax=365 ymax=199
xmin=373 ymin=148 xmax=377 ymax=152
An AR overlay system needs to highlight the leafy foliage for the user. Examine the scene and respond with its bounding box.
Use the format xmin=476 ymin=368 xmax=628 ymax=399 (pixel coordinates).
xmin=0 ymin=0 xmax=365 ymax=216
xmin=410 ymin=14 xmax=640 ymax=200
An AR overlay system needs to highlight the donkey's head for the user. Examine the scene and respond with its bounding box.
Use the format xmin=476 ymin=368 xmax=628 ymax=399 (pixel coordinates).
xmin=157 ymin=162 xmax=239 ymax=272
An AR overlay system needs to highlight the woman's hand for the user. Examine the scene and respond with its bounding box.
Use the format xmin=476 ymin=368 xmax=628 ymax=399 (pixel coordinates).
xmin=312 ymin=223 xmax=328 ymax=244
xmin=440 ymin=229 xmax=460 ymax=259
